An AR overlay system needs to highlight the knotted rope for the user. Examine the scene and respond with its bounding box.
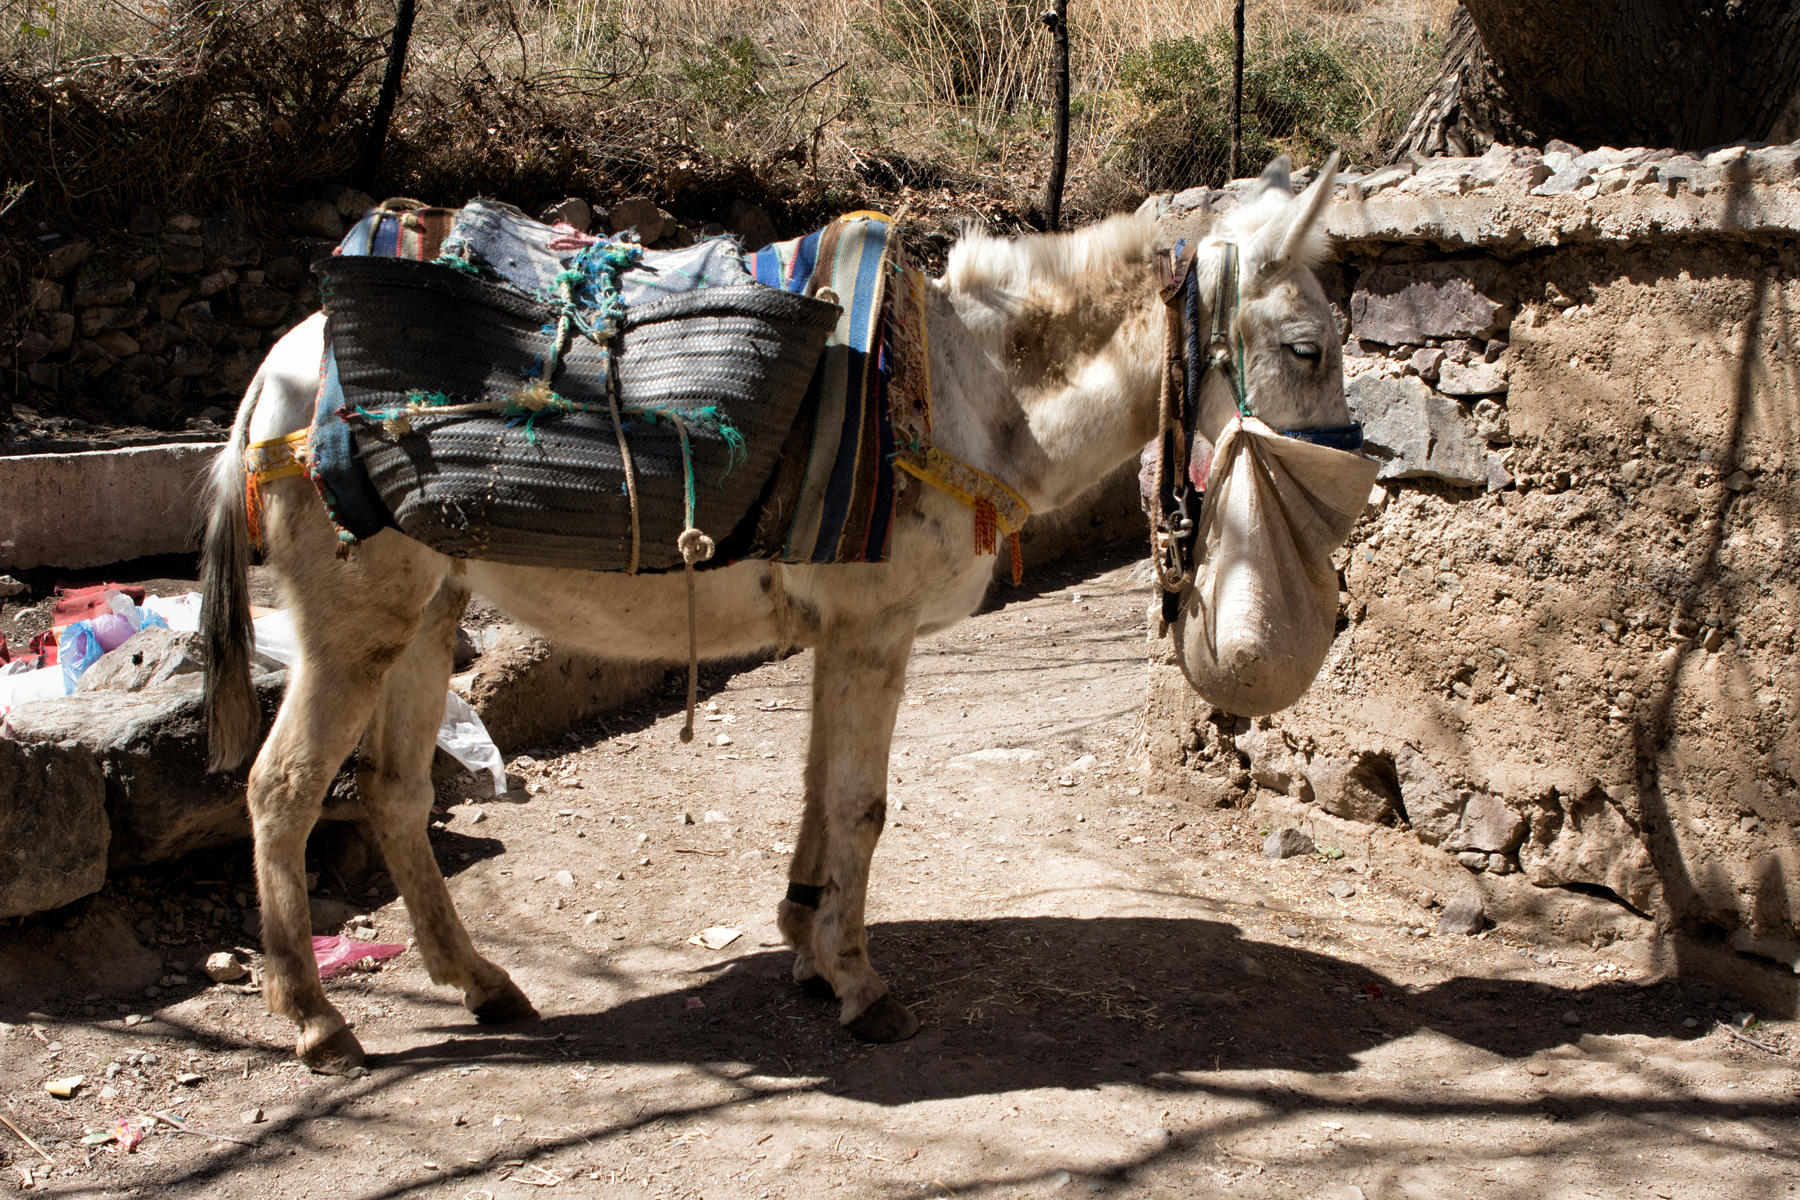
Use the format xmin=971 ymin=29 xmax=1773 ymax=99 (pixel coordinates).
xmin=668 ymin=414 xmax=715 ymax=743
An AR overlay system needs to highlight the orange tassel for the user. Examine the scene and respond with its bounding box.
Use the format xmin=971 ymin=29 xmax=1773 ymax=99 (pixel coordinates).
xmin=973 ymin=499 xmax=996 ymax=556
xmin=1009 ymin=532 xmax=1023 ymax=586
xmin=245 ymin=475 xmax=263 ymax=548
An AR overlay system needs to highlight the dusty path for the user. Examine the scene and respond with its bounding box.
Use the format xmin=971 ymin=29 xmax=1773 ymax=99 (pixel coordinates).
xmin=2 ymin=549 xmax=1796 ymax=1199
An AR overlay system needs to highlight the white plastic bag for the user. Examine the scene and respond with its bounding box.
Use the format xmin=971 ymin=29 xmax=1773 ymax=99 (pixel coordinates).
xmin=1171 ymin=415 xmax=1379 ymax=716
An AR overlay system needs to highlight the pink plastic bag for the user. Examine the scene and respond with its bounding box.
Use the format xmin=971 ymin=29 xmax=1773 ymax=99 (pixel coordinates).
xmin=312 ymin=935 xmax=405 ymax=979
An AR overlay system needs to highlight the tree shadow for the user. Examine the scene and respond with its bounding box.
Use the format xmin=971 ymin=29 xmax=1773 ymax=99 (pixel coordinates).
xmin=95 ymin=912 xmax=1790 ymax=1200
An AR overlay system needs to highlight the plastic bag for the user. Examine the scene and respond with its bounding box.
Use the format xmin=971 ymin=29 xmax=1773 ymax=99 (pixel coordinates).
xmin=1170 ymin=414 xmax=1379 ymax=716
xmin=59 ymin=592 xmax=169 ymax=694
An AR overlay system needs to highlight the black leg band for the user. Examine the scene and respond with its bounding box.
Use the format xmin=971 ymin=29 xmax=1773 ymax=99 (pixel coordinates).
xmin=785 ymin=882 xmax=824 ymax=908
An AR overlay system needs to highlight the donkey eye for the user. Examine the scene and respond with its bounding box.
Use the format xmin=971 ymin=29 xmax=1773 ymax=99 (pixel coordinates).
xmin=1286 ymin=341 xmax=1322 ymax=363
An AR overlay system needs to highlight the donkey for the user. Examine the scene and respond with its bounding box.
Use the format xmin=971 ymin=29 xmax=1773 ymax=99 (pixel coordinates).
xmin=201 ymin=158 xmax=1349 ymax=1073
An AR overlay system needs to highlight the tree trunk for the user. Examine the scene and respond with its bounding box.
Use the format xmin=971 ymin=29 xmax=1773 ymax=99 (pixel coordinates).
xmin=1395 ymin=0 xmax=1800 ymax=159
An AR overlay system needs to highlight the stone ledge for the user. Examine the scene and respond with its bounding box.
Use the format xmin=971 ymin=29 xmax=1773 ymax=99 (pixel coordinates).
xmin=0 ymin=442 xmax=217 ymax=570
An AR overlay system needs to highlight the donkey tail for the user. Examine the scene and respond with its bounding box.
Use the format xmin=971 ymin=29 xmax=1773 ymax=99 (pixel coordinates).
xmin=201 ymin=371 xmax=262 ymax=771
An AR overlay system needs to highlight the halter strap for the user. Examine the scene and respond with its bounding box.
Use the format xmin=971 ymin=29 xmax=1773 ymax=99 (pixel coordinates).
xmin=1149 ymin=237 xmax=1367 ymax=620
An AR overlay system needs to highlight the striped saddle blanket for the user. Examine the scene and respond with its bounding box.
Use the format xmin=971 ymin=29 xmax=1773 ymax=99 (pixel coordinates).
xmin=303 ymin=200 xmax=928 ymax=570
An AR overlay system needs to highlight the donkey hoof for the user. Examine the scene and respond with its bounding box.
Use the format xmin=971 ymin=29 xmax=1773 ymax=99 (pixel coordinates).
xmin=796 ymin=973 xmax=838 ymax=1002
xmin=844 ymin=994 xmax=920 ymax=1043
xmin=472 ymin=979 xmax=538 ymax=1025
xmin=301 ymin=1025 xmax=368 ymax=1076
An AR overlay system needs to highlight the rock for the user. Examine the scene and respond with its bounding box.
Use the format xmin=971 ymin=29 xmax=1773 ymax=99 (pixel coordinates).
xmin=1393 ymin=745 xmax=1461 ymax=845
xmin=178 ymin=299 xmax=222 ymax=340
xmin=540 ymin=197 xmax=592 ymax=232
xmin=30 ymin=278 xmax=64 ymax=310
xmin=726 ymin=199 xmax=779 ymax=251
xmin=555 ymin=869 xmax=576 ymax=887
xmin=45 ymin=238 xmax=94 ymax=277
xmin=203 ymin=214 xmax=261 ymax=268
xmin=1532 ymin=168 xmax=1595 ymax=196
xmin=236 ymin=283 xmax=290 ymax=328
xmin=196 ymin=269 xmax=237 ymax=298
xmin=2 ymin=670 xmax=298 ymax=873
xmin=0 ymin=738 xmax=109 ymax=919
xmin=1351 ymin=261 xmax=1508 ymax=345
xmin=242 ymin=1108 xmax=266 ymax=1125
xmin=1518 ymin=788 xmax=1660 ymax=914
xmin=72 ymin=262 xmax=135 ymax=307
xmin=92 ymin=330 xmax=141 ymax=359
xmin=1306 ymin=750 xmax=1400 ymax=824
xmin=333 ymin=187 xmax=375 ymax=218
xmin=1452 ymin=791 xmax=1527 ymax=854
xmin=264 ymin=256 xmax=306 ymax=289
xmin=203 ymin=951 xmax=248 ymax=983
xmin=1327 ymin=880 xmax=1357 ymax=899
xmin=14 ymin=329 xmax=52 ymax=364
xmin=948 ymin=747 xmax=1043 ymax=773
xmin=610 ymin=198 xmax=670 ymax=243
xmin=1347 ymin=375 xmax=1490 ymax=487
xmin=1437 ymin=359 xmax=1509 ymax=396
xmin=1408 ymin=347 xmax=1444 ymax=382
xmin=76 ymin=628 xmax=205 ymax=693
xmin=293 ymin=198 xmax=344 ymax=240
xmin=0 ymin=575 xmax=25 ymax=599
xmin=458 ymin=628 xmax=669 ymax=754
xmin=1437 ymin=889 xmax=1486 ymax=935
xmin=160 ymin=232 xmax=205 ymax=274
xmin=307 ymin=896 xmax=355 ymax=932
xmin=1263 ymin=828 xmax=1315 ymax=859
xmin=43 ymin=311 xmax=75 ymax=354
xmin=81 ymin=307 xmax=145 ymax=336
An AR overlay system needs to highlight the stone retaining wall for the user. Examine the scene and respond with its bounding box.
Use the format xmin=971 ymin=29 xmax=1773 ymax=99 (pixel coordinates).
xmin=1144 ymin=141 xmax=1800 ymax=1013
xmin=2 ymin=191 xmax=766 ymax=437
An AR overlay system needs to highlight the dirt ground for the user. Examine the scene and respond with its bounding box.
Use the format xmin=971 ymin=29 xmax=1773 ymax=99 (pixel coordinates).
xmin=1 ymin=549 xmax=1796 ymax=1199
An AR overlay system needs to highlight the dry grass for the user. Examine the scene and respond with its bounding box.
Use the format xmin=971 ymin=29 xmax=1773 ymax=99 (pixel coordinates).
xmin=0 ymin=0 xmax=1451 ymax=234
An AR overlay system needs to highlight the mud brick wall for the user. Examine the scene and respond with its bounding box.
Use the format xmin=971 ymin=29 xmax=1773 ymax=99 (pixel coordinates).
xmin=1143 ymin=141 xmax=1800 ymax=1011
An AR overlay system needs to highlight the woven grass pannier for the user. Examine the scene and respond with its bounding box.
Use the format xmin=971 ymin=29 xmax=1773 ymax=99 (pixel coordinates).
xmin=319 ymin=255 xmax=841 ymax=572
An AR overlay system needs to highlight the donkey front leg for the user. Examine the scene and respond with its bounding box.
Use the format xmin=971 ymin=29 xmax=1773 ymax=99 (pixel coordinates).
xmin=357 ymin=577 xmax=536 ymax=1026
xmin=777 ymin=612 xmax=921 ymax=1042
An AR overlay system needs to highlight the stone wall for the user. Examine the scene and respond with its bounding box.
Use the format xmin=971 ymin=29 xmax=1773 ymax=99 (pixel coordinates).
xmin=1143 ymin=141 xmax=1800 ymax=1012
xmin=2 ymin=192 xmax=768 ymax=438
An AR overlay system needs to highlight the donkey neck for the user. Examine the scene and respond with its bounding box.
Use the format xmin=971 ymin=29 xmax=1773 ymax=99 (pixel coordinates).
xmin=984 ymin=253 xmax=1165 ymax=513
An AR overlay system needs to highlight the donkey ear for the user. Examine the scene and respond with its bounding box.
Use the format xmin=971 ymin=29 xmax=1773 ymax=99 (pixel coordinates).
xmin=1257 ymin=155 xmax=1294 ymax=197
xmin=1253 ymin=151 xmax=1339 ymax=274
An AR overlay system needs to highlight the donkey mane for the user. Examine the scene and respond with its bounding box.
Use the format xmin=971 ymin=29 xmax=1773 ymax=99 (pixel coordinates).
xmin=941 ymin=212 xmax=1160 ymax=308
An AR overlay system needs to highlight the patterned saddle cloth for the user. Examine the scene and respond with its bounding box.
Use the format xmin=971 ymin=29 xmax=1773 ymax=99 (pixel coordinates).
xmin=286 ymin=199 xmax=930 ymax=572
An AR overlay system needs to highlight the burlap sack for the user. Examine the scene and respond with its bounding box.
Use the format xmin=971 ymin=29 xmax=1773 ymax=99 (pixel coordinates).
xmin=1170 ymin=415 xmax=1380 ymax=716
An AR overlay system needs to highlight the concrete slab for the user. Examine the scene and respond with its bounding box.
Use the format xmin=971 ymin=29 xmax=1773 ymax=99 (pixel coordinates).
xmin=0 ymin=442 xmax=221 ymax=570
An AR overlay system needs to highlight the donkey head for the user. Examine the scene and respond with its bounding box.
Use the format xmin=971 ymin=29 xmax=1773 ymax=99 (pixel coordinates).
xmin=1190 ymin=154 xmax=1349 ymax=446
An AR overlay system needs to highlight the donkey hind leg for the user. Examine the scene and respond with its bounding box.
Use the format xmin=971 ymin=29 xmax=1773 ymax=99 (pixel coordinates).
xmin=252 ymin=649 xmax=430 ymax=1074
xmin=358 ymin=577 xmax=535 ymax=1025
xmin=776 ymin=613 xmax=921 ymax=1042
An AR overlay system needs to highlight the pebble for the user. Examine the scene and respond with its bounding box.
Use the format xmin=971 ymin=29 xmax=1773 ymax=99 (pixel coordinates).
xmin=1263 ymin=828 xmax=1315 ymax=859
xmin=204 ymin=951 xmax=249 ymax=983
xmin=554 ymin=869 xmax=575 ymax=887
xmin=1525 ymin=1062 xmax=1550 ymax=1077
xmin=1561 ymin=1009 xmax=1582 ymax=1026
xmin=1437 ymin=889 xmax=1486 ymax=936
xmin=242 ymin=1108 xmax=266 ymax=1125
xmin=1681 ymin=1016 xmax=1700 ymax=1029
xmin=1327 ymin=881 xmax=1357 ymax=899
xmin=1282 ymin=925 xmax=1304 ymax=939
